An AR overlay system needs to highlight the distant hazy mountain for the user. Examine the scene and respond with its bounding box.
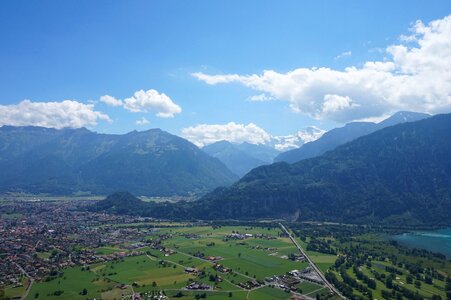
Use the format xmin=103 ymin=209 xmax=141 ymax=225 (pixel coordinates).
xmin=274 ymin=111 xmax=430 ymax=163
xmin=0 ymin=126 xmax=237 ymax=196
xmin=201 ymin=127 xmax=326 ymax=177
xmin=202 ymin=141 xmax=279 ymax=177
xmin=234 ymin=142 xmax=280 ymax=163
xmin=95 ymin=113 xmax=451 ymax=225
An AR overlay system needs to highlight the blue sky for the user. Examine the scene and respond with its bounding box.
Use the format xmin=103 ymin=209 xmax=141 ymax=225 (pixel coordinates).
xmin=0 ymin=1 xmax=450 ymax=146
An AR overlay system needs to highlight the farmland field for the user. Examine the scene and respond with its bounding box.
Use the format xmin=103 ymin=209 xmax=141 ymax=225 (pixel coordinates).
xmin=25 ymin=224 xmax=325 ymax=300
xmin=22 ymin=222 xmax=450 ymax=300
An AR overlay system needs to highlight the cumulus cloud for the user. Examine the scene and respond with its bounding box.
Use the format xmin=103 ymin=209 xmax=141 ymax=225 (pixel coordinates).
xmin=181 ymin=122 xmax=272 ymax=147
xmin=192 ymin=15 xmax=451 ymax=123
xmin=181 ymin=122 xmax=325 ymax=150
xmin=100 ymin=89 xmax=182 ymax=118
xmin=135 ymin=117 xmax=150 ymax=125
xmin=100 ymin=95 xmax=123 ymax=106
xmin=0 ymin=100 xmax=111 ymax=129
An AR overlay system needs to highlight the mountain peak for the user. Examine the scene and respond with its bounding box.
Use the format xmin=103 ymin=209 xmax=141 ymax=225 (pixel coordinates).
xmin=378 ymin=111 xmax=430 ymax=128
xmin=274 ymin=111 xmax=430 ymax=164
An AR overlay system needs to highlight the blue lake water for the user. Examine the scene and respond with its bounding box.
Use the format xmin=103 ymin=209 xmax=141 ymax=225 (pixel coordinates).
xmin=392 ymin=228 xmax=451 ymax=258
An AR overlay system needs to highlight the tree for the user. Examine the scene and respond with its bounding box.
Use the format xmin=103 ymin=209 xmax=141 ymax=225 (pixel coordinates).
xmin=446 ymin=277 xmax=451 ymax=300
xmin=415 ymin=280 xmax=421 ymax=289
xmin=174 ymin=291 xmax=184 ymax=298
xmin=386 ymin=277 xmax=393 ymax=289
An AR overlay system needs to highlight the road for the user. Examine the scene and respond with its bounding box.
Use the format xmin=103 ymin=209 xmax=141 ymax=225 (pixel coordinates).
xmin=279 ymin=223 xmax=346 ymax=299
xmin=13 ymin=262 xmax=34 ymax=300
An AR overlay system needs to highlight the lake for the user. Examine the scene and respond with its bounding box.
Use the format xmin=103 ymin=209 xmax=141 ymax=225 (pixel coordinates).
xmin=392 ymin=228 xmax=451 ymax=258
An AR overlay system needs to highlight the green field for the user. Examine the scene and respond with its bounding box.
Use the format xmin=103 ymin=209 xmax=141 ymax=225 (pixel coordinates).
xmin=4 ymin=277 xmax=30 ymax=299
xmin=156 ymin=226 xmax=308 ymax=281
xmin=26 ymin=266 xmax=118 ymax=300
xmin=26 ymin=223 xmax=450 ymax=300
xmin=26 ymin=225 xmax=316 ymax=300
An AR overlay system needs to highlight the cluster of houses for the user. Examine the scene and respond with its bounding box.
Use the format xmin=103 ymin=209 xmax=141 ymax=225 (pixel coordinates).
xmin=265 ymin=268 xmax=325 ymax=293
xmin=184 ymin=282 xmax=213 ymax=291
xmin=213 ymin=263 xmax=231 ymax=273
xmin=226 ymin=232 xmax=254 ymax=240
xmin=192 ymin=251 xmax=223 ymax=262
xmin=145 ymin=236 xmax=176 ymax=257
xmin=225 ymin=232 xmax=278 ymax=241
xmin=238 ymin=280 xmax=262 ymax=289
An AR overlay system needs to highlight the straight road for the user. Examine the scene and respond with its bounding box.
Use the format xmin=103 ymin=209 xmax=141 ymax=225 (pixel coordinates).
xmin=279 ymin=223 xmax=346 ymax=299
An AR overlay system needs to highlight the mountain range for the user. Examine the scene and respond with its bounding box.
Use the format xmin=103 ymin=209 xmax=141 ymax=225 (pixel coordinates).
xmin=202 ymin=141 xmax=280 ymax=177
xmin=0 ymin=126 xmax=237 ymax=196
xmin=91 ymin=113 xmax=451 ymax=226
xmin=274 ymin=111 xmax=430 ymax=163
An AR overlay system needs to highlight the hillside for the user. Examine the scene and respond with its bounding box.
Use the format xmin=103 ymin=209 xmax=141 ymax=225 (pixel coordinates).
xmin=0 ymin=126 xmax=237 ymax=196
xmin=93 ymin=114 xmax=451 ymax=226
xmin=274 ymin=111 xmax=430 ymax=163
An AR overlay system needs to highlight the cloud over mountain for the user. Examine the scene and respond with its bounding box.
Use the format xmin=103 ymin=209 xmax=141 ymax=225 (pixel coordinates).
xmin=101 ymin=88 xmax=182 ymax=118
xmin=193 ymin=15 xmax=451 ymax=123
xmin=135 ymin=117 xmax=150 ymax=125
xmin=0 ymin=100 xmax=111 ymax=129
xmin=181 ymin=122 xmax=272 ymax=147
xmin=181 ymin=122 xmax=325 ymax=150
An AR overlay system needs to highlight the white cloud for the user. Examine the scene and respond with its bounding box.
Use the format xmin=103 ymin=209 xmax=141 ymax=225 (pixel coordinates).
xmin=249 ymin=93 xmax=274 ymax=102
xmin=193 ymin=15 xmax=451 ymax=123
xmin=135 ymin=117 xmax=150 ymax=126
xmin=321 ymin=94 xmax=360 ymax=120
xmin=100 ymin=89 xmax=182 ymax=118
xmin=181 ymin=122 xmax=325 ymax=150
xmin=123 ymin=89 xmax=182 ymax=117
xmin=0 ymin=100 xmax=111 ymax=129
xmin=100 ymin=95 xmax=123 ymax=106
xmin=335 ymin=50 xmax=352 ymax=60
xmin=181 ymin=122 xmax=272 ymax=147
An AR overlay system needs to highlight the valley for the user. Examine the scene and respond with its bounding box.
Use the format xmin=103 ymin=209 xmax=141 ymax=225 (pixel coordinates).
xmin=2 ymin=2 xmax=451 ymax=299
xmin=1 ymin=198 xmax=450 ymax=300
